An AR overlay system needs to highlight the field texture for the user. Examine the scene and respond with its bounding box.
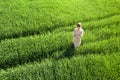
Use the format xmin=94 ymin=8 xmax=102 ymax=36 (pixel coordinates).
xmin=0 ymin=0 xmax=120 ymax=80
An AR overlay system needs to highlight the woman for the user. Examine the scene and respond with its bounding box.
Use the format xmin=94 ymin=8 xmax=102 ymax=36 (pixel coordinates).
xmin=73 ymin=22 xmax=84 ymax=48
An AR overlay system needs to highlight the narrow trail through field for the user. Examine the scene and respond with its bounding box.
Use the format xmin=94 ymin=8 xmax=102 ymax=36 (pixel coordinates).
xmin=0 ymin=22 xmax=119 ymax=70
xmin=0 ymin=0 xmax=120 ymax=79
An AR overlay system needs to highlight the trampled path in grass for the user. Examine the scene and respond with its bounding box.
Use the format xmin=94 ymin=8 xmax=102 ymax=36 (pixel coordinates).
xmin=0 ymin=0 xmax=120 ymax=79
xmin=0 ymin=22 xmax=119 ymax=69
xmin=0 ymin=14 xmax=120 ymax=42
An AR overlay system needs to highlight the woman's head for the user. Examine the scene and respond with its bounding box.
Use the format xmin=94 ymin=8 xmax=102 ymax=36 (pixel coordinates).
xmin=77 ymin=22 xmax=82 ymax=28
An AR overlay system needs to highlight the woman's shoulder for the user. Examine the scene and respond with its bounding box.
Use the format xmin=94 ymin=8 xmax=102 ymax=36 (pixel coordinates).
xmin=81 ymin=28 xmax=84 ymax=32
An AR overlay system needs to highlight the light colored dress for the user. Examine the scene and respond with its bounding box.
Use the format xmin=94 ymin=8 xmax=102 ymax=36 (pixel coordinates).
xmin=73 ymin=27 xmax=84 ymax=48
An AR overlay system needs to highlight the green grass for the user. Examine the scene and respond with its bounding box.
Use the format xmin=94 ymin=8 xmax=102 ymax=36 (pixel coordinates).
xmin=0 ymin=53 xmax=120 ymax=80
xmin=0 ymin=0 xmax=120 ymax=79
xmin=0 ymin=0 xmax=120 ymax=41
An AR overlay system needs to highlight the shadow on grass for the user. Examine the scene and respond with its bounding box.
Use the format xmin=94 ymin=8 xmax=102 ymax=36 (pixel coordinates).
xmin=57 ymin=43 xmax=75 ymax=59
xmin=56 ymin=41 xmax=87 ymax=60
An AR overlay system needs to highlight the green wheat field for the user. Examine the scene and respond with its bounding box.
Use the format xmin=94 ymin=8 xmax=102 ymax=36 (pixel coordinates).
xmin=0 ymin=0 xmax=120 ymax=80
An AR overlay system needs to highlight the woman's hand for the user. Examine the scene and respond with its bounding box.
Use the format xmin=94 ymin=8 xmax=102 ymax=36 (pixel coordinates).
xmin=74 ymin=35 xmax=81 ymax=38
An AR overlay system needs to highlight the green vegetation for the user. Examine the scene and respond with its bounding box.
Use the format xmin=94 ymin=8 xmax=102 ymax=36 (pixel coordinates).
xmin=0 ymin=53 xmax=120 ymax=80
xmin=0 ymin=0 xmax=119 ymax=40
xmin=0 ymin=0 xmax=120 ymax=80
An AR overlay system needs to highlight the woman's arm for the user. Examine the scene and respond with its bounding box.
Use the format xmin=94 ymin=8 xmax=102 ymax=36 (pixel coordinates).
xmin=80 ymin=29 xmax=84 ymax=37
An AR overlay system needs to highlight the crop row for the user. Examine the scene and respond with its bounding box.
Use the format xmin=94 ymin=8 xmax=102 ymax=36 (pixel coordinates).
xmin=0 ymin=14 xmax=119 ymax=42
xmin=0 ymin=52 xmax=120 ymax=80
xmin=0 ymin=32 xmax=72 ymax=69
